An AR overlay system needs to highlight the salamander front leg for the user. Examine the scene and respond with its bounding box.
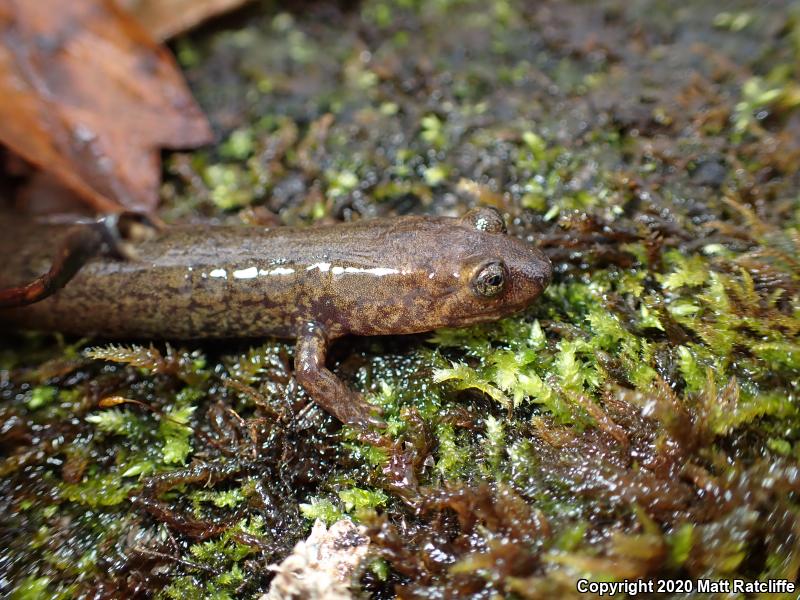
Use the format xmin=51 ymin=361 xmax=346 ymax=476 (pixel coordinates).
xmin=294 ymin=321 xmax=385 ymax=429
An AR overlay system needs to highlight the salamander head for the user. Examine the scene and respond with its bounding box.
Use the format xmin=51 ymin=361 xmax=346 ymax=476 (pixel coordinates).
xmin=325 ymin=207 xmax=551 ymax=337
xmin=419 ymin=207 xmax=552 ymax=330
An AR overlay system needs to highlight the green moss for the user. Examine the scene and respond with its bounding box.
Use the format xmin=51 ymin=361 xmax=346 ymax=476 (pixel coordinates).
xmin=85 ymin=408 xmax=143 ymax=438
xmin=189 ymin=517 xmax=264 ymax=565
xmin=433 ymin=362 xmax=508 ymax=407
xmin=667 ymin=523 xmax=694 ymax=568
xmin=435 ymin=422 xmax=470 ymax=479
xmin=422 ymin=164 xmax=449 ymax=186
xmin=733 ymin=76 xmax=796 ymax=139
xmin=325 ymin=169 xmax=360 ymax=199
xmin=713 ymin=11 xmax=753 ymax=32
xmin=161 ymin=518 xmax=264 ymax=600
xmin=677 ymin=346 xmax=706 ymax=393
xmin=766 ymin=438 xmax=793 ymax=456
xmin=338 ymin=487 xmax=388 ymax=512
xmin=420 ymin=114 xmax=446 ymax=149
xmin=160 ymin=399 xmax=198 ymax=465
xmin=659 ymin=251 xmax=710 ymax=290
xmin=481 ymin=415 xmax=506 ymax=476
xmin=219 ymin=128 xmax=255 ymax=161
xmin=26 ymin=386 xmax=57 ymax=410
xmin=705 ymin=387 xmax=796 ymax=438
xmin=11 ymin=576 xmax=62 ymax=600
xmin=300 ymin=498 xmax=345 ymax=525
xmin=192 ymin=482 xmax=254 ymax=515
xmin=204 ymin=164 xmax=256 ymax=210
xmin=61 ymin=473 xmax=134 ymax=508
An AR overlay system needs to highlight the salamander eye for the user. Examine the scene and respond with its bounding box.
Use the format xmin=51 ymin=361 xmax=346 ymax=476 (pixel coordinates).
xmin=462 ymin=207 xmax=507 ymax=234
xmin=472 ymin=261 xmax=507 ymax=298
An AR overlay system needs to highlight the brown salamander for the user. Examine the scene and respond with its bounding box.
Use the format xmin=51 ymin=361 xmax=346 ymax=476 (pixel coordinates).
xmin=0 ymin=208 xmax=552 ymax=427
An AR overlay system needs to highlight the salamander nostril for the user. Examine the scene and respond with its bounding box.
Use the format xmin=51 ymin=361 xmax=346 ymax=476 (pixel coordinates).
xmin=531 ymin=264 xmax=553 ymax=289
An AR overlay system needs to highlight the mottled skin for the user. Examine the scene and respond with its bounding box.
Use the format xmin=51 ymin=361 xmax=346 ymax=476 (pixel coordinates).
xmin=0 ymin=208 xmax=552 ymax=427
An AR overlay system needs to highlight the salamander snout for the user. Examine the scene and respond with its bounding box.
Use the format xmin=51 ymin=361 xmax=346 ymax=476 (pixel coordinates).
xmin=511 ymin=245 xmax=553 ymax=303
xmin=530 ymin=252 xmax=553 ymax=290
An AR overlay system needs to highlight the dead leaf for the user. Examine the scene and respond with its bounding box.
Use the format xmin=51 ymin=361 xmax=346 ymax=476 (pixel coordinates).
xmin=0 ymin=0 xmax=212 ymax=212
xmin=121 ymin=0 xmax=252 ymax=41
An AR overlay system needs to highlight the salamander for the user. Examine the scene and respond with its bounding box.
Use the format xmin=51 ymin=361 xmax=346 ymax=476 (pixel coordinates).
xmin=0 ymin=208 xmax=552 ymax=427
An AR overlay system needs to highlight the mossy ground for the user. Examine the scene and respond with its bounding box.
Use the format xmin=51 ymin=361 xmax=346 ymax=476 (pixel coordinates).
xmin=2 ymin=0 xmax=800 ymax=598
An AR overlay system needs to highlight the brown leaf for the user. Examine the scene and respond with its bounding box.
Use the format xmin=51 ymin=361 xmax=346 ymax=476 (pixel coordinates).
xmin=0 ymin=0 xmax=212 ymax=212
xmin=121 ymin=0 xmax=252 ymax=41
